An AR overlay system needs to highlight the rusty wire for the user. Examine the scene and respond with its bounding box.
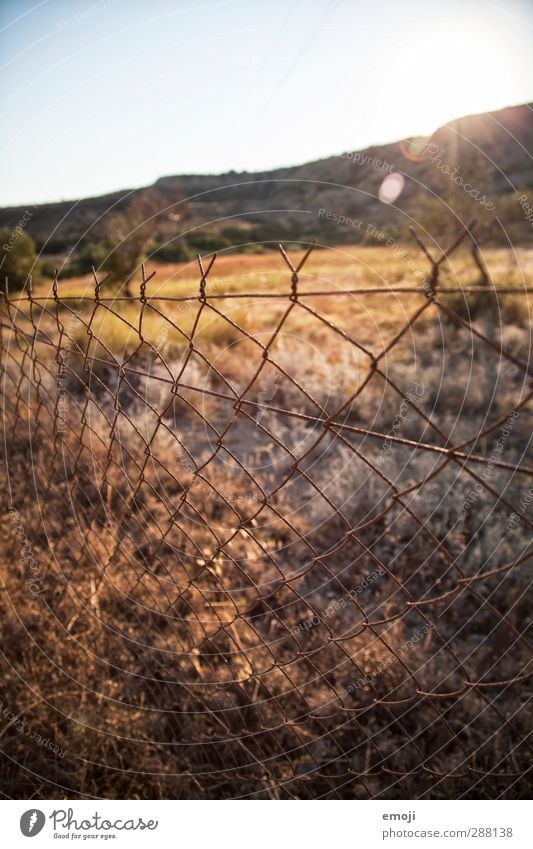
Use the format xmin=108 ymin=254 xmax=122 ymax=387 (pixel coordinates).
xmin=0 ymin=223 xmax=532 ymax=799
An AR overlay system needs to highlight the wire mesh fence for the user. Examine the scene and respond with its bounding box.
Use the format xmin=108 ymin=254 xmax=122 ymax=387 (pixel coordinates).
xmin=1 ymin=223 xmax=532 ymax=799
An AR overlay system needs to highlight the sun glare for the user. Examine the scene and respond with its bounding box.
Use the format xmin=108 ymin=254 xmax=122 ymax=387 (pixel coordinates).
xmin=383 ymin=13 xmax=524 ymax=137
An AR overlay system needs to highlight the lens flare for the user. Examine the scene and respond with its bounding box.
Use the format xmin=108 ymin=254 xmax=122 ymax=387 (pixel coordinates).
xmin=399 ymin=136 xmax=433 ymax=162
xmin=379 ymin=172 xmax=405 ymax=204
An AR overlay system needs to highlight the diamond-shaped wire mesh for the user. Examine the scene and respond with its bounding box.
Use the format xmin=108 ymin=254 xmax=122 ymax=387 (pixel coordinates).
xmin=1 ymin=226 xmax=532 ymax=799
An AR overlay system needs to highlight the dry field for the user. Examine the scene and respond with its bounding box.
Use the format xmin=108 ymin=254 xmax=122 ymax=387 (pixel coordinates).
xmin=1 ymin=241 xmax=532 ymax=799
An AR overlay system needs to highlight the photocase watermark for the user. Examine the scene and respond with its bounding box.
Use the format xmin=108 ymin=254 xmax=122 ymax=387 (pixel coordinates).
xmin=318 ymin=211 xmax=400 ymax=243
xmin=462 ymin=410 xmax=519 ymax=512
xmin=20 ymin=807 xmax=159 ymax=837
xmin=174 ymin=429 xmax=197 ymax=479
xmin=56 ymin=0 xmax=120 ymax=31
xmin=7 ymin=507 xmax=45 ymax=596
xmin=0 ymin=87 xmax=24 ymax=118
xmin=317 ymin=210 xmax=427 ymax=288
xmin=254 ymin=370 xmax=281 ymax=424
xmin=342 ymin=150 xmax=395 ymax=174
xmin=318 ymin=208 xmax=365 ymax=232
xmin=57 ymin=314 xmax=82 ymax=434
xmin=422 ymin=143 xmax=495 ymax=211
xmin=517 ymin=193 xmax=533 ymax=230
xmin=376 ymin=379 xmax=426 ymax=466
xmin=371 ymin=227 xmax=426 ymax=278
xmin=49 ymin=807 xmax=158 ymax=833
xmin=214 ymin=492 xmax=264 ymax=504
xmin=346 ymin=622 xmax=433 ymax=695
xmin=2 ymin=208 xmax=35 ymax=253
xmin=505 ymin=485 xmax=533 ymax=531
xmin=0 ymin=701 xmax=66 ymax=760
xmin=367 ymin=224 xmax=433 ymax=299
xmin=20 ymin=810 xmax=46 ymax=837
xmin=153 ymin=324 xmax=169 ymax=353
xmin=292 ymin=567 xmax=385 ymax=635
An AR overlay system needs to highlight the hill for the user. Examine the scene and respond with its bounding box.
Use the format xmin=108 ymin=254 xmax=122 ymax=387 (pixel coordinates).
xmin=1 ymin=102 xmax=532 ymax=256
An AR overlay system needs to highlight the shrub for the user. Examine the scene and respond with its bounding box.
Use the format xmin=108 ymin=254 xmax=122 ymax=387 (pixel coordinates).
xmin=0 ymin=227 xmax=39 ymax=291
xmin=151 ymin=239 xmax=195 ymax=263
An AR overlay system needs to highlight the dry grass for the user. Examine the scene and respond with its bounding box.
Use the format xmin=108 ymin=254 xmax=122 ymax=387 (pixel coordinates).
xmin=1 ymin=242 xmax=532 ymax=799
xmin=10 ymin=243 xmax=533 ymax=364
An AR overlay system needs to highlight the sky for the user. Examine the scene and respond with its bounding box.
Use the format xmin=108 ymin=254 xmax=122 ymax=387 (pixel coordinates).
xmin=0 ymin=0 xmax=532 ymax=206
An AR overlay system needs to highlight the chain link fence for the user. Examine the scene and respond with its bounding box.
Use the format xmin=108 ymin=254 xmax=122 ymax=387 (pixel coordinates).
xmin=1 ymin=224 xmax=532 ymax=799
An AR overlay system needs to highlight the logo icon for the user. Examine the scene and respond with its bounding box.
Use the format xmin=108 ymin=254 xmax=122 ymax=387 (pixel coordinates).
xmin=20 ymin=810 xmax=46 ymax=837
xmin=255 ymin=372 xmax=280 ymax=424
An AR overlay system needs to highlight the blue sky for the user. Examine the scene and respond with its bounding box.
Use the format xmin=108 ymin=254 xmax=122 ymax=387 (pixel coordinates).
xmin=1 ymin=0 xmax=532 ymax=206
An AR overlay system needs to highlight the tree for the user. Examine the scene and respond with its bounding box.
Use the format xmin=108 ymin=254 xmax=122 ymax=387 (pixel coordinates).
xmin=0 ymin=227 xmax=39 ymax=292
xmin=98 ymin=189 xmax=166 ymax=295
xmin=412 ymin=146 xmax=495 ymax=246
xmin=402 ymin=142 xmax=500 ymax=292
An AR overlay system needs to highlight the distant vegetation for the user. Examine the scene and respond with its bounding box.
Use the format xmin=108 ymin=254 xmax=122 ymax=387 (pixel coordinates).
xmin=0 ymin=103 xmax=530 ymax=291
xmin=0 ymin=227 xmax=39 ymax=291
